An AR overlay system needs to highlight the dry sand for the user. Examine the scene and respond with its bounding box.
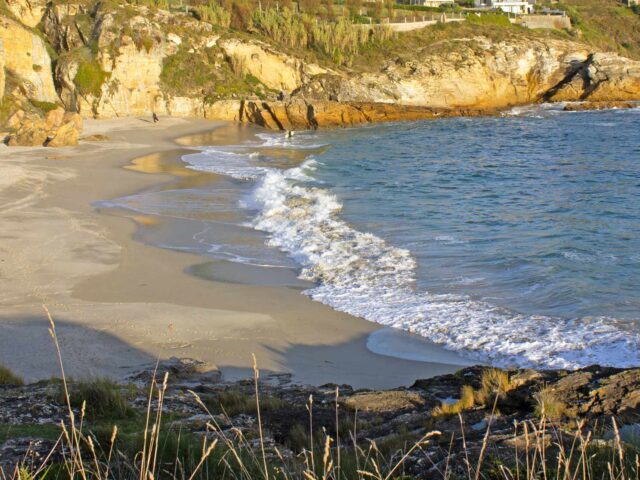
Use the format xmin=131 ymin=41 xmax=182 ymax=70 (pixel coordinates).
xmin=0 ymin=117 xmax=471 ymax=389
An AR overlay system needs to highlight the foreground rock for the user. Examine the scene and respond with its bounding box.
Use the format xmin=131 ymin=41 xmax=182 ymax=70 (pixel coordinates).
xmin=1 ymin=105 xmax=83 ymax=147
xmin=0 ymin=362 xmax=638 ymax=476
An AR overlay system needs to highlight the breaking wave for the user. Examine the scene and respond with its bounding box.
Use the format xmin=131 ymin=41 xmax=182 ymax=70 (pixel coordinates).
xmin=183 ymin=133 xmax=640 ymax=370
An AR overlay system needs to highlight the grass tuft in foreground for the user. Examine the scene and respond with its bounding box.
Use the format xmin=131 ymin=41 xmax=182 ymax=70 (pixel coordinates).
xmin=60 ymin=377 xmax=136 ymax=420
xmin=0 ymin=365 xmax=23 ymax=386
xmin=433 ymin=367 xmax=515 ymax=417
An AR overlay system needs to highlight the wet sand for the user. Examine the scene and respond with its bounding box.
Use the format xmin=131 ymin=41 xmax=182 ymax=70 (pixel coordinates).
xmin=0 ymin=117 xmax=471 ymax=389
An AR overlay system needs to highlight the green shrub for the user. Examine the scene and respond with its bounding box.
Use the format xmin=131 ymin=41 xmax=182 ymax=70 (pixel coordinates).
xmin=75 ymin=56 xmax=109 ymax=97
xmin=29 ymin=99 xmax=60 ymax=113
xmin=253 ymin=7 xmax=393 ymax=65
xmin=0 ymin=365 xmax=23 ymax=386
xmin=194 ymin=1 xmax=231 ymax=27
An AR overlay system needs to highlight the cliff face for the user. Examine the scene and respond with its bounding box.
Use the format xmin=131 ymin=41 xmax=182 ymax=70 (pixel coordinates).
xmin=0 ymin=15 xmax=58 ymax=103
xmin=296 ymin=37 xmax=640 ymax=109
xmin=4 ymin=0 xmax=46 ymax=28
xmin=2 ymin=0 xmax=640 ymax=133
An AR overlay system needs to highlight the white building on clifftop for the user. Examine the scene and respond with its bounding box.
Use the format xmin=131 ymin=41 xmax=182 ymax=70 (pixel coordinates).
xmin=474 ymin=0 xmax=534 ymax=14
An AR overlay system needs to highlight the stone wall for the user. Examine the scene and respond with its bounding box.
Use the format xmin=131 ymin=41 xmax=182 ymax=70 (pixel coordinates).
xmin=516 ymin=14 xmax=572 ymax=30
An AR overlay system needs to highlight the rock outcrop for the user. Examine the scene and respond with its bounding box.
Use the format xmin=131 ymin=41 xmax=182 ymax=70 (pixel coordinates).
xmin=218 ymin=38 xmax=329 ymax=92
xmin=4 ymin=0 xmax=47 ymax=28
xmin=234 ymin=98 xmax=494 ymax=130
xmin=2 ymin=105 xmax=83 ymax=147
xmin=0 ymin=16 xmax=58 ymax=103
xmin=295 ymin=37 xmax=640 ymax=110
xmin=1 ymin=363 xmax=638 ymax=476
xmin=544 ymin=52 xmax=640 ymax=102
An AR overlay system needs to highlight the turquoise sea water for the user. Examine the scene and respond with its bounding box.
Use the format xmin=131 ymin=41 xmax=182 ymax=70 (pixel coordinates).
xmin=108 ymin=106 xmax=640 ymax=369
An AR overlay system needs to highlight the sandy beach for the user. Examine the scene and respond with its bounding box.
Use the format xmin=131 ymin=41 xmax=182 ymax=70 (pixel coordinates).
xmin=0 ymin=117 xmax=471 ymax=389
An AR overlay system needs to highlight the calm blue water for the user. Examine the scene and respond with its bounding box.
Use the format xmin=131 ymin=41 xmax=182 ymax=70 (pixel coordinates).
xmin=312 ymin=110 xmax=640 ymax=322
xmin=110 ymin=106 xmax=640 ymax=369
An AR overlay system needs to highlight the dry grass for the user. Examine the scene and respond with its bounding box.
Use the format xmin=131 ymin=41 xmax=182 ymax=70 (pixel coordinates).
xmin=0 ymin=365 xmax=23 ymax=386
xmin=433 ymin=368 xmax=514 ymax=417
xmin=534 ymin=386 xmax=570 ymax=421
xmin=476 ymin=367 xmax=514 ymax=406
xmin=432 ymin=385 xmax=476 ymax=417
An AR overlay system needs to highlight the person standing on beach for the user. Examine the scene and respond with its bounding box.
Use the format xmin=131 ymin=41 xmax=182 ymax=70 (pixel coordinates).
xmin=152 ymin=112 xmax=159 ymax=123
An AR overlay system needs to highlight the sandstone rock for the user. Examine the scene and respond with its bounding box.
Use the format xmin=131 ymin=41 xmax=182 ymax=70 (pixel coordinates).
xmin=4 ymin=110 xmax=25 ymax=130
xmin=62 ymin=111 xmax=83 ymax=131
xmin=233 ymin=99 xmax=493 ymax=130
xmin=129 ymin=357 xmax=222 ymax=385
xmin=15 ymin=0 xmax=640 ymax=128
xmin=219 ymin=38 xmax=328 ymax=93
xmin=7 ymin=122 xmax=48 ymax=146
xmin=563 ymin=100 xmax=640 ymax=111
xmin=46 ymin=121 xmax=79 ymax=147
xmin=0 ymin=16 xmax=58 ymax=103
xmin=0 ymin=38 xmax=4 ymax=99
xmin=585 ymin=369 xmax=640 ymax=421
xmin=4 ymin=0 xmax=47 ymax=28
xmin=81 ymin=133 xmax=110 ymax=142
xmin=204 ymin=100 xmax=243 ymax=121
xmin=42 ymin=4 xmax=87 ymax=53
xmin=44 ymin=106 xmax=65 ymax=131
xmin=167 ymin=32 xmax=182 ymax=45
xmin=0 ymin=437 xmax=61 ymax=472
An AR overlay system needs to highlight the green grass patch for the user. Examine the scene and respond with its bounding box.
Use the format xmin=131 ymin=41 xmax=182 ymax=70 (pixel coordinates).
xmin=75 ymin=58 xmax=109 ymax=97
xmin=0 ymin=423 xmax=61 ymax=443
xmin=466 ymin=12 xmax=513 ymax=27
xmin=63 ymin=47 xmax=110 ymax=98
xmin=59 ymin=378 xmax=136 ymax=420
xmin=534 ymin=386 xmax=572 ymax=420
xmin=540 ymin=0 xmax=640 ymax=59
xmin=29 ymin=99 xmax=60 ymax=113
xmin=205 ymin=388 xmax=285 ymax=417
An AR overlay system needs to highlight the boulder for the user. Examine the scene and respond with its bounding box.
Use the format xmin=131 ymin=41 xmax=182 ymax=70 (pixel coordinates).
xmin=4 ymin=110 xmax=25 ymax=130
xmin=46 ymin=121 xmax=79 ymax=147
xmin=62 ymin=111 xmax=83 ymax=131
xmin=44 ymin=107 xmax=65 ymax=131
xmin=342 ymin=390 xmax=428 ymax=414
xmin=128 ymin=357 xmax=222 ymax=385
xmin=81 ymin=133 xmax=110 ymax=142
xmin=7 ymin=122 xmax=48 ymax=146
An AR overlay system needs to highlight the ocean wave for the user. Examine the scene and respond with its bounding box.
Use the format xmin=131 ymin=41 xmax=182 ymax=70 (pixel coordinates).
xmin=184 ymin=136 xmax=640 ymax=370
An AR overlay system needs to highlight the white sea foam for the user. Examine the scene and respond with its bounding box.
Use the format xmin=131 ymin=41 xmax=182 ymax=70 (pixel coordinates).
xmin=184 ymin=137 xmax=640 ymax=370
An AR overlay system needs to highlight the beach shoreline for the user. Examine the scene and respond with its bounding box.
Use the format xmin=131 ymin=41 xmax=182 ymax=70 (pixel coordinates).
xmin=0 ymin=116 xmax=471 ymax=389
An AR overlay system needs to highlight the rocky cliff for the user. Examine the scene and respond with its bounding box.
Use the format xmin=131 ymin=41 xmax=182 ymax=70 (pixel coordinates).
xmin=0 ymin=15 xmax=57 ymax=103
xmin=2 ymin=0 xmax=640 ymax=142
